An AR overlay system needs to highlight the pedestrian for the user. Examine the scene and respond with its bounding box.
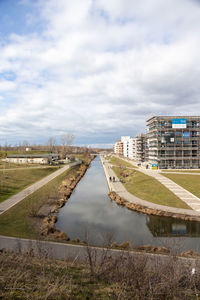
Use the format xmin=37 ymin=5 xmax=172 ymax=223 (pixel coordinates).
xmin=113 ymin=176 xmax=115 ymax=182
xmin=109 ymin=176 xmax=112 ymax=182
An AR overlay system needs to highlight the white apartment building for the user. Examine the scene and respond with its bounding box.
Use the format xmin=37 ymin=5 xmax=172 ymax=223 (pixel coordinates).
xmin=114 ymin=142 xmax=117 ymax=154
xmin=128 ymin=138 xmax=136 ymax=160
xmin=121 ymin=136 xmax=130 ymax=158
xmin=114 ymin=135 xmax=146 ymax=162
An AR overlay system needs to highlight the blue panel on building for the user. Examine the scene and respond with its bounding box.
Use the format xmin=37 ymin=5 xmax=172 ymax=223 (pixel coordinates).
xmin=172 ymin=119 xmax=187 ymax=128
xmin=172 ymin=119 xmax=187 ymax=125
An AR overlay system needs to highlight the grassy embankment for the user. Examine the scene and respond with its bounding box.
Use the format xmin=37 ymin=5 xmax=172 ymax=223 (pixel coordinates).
xmin=163 ymin=173 xmax=200 ymax=199
xmin=0 ymin=165 xmax=81 ymax=239
xmin=110 ymin=157 xmax=190 ymax=209
xmin=0 ymin=160 xmax=45 ymax=169
xmin=109 ymin=156 xmax=138 ymax=168
xmin=0 ymin=167 xmax=59 ymax=203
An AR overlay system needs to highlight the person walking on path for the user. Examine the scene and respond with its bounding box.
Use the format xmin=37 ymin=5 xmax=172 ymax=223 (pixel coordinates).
xmin=113 ymin=176 xmax=115 ymax=182
xmin=109 ymin=176 xmax=112 ymax=182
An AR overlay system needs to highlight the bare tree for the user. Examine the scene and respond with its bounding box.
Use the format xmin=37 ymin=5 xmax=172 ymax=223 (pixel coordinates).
xmin=60 ymin=133 xmax=75 ymax=158
xmin=66 ymin=133 xmax=75 ymax=147
xmin=4 ymin=141 xmax=10 ymax=152
xmin=22 ymin=140 xmax=29 ymax=151
xmin=47 ymin=137 xmax=56 ymax=152
xmin=61 ymin=133 xmax=74 ymax=147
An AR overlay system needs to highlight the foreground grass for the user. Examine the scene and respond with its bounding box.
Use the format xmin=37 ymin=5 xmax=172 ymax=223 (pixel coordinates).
xmin=112 ymin=166 xmax=191 ymax=209
xmin=0 ymin=167 xmax=59 ymax=203
xmin=163 ymin=173 xmax=200 ymax=199
xmin=0 ymin=251 xmax=110 ymax=300
xmin=1 ymin=250 xmax=200 ymax=299
xmin=0 ymin=166 xmax=80 ymax=239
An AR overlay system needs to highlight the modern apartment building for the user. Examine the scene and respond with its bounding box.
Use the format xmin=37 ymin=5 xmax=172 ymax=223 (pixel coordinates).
xmin=114 ymin=140 xmax=124 ymax=156
xmin=121 ymin=136 xmax=131 ymax=158
xmin=135 ymin=134 xmax=146 ymax=162
xmin=114 ymin=135 xmax=146 ymax=162
xmin=128 ymin=138 xmax=136 ymax=160
xmin=146 ymin=116 xmax=200 ymax=169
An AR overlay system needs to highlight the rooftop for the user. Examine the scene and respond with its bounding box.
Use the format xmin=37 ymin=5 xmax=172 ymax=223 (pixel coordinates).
xmin=146 ymin=116 xmax=200 ymax=122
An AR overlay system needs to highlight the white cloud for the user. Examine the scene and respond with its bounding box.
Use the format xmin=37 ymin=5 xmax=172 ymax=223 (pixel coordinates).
xmin=1 ymin=0 xmax=200 ymax=145
xmin=0 ymin=80 xmax=16 ymax=92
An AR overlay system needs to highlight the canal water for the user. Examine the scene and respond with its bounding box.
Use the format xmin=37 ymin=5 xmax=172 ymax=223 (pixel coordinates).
xmin=56 ymin=156 xmax=200 ymax=252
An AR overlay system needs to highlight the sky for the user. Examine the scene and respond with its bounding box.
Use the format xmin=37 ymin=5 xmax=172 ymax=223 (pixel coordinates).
xmin=1 ymin=0 xmax=200 ymax=147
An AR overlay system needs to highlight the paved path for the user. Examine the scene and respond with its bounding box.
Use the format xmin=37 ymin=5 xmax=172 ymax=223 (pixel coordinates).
xmin=101 ymin=156 xmax=200 ymax=217
xmin=0 ymin=161 xmax=81 ymax=216
xmin=117 ymin=156 xmax=200 ymax=212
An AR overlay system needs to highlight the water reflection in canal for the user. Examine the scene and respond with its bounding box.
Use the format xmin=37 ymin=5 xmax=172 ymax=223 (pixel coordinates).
xmin=56 ymin=156 xmax=200 ymax=252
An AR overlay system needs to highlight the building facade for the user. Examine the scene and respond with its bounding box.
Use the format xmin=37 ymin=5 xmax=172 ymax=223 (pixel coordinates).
xmin=135 ymin=134 xmax=146 ymax=162
xmin=114 ymin=140 xmax=123 ymax=156
xmin=121 ymin=136 xmax=131 ymax=158
xmin=128 ymin=138 xmax=136 ymax=160
xmin=146 ymin=116 xmax=200 ymax=169
xmin=114 ymin=135 xmax=146 ymax=162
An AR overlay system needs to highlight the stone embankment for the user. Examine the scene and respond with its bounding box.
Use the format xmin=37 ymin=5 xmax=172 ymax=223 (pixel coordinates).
xmin=40 ymin=156 xmax=95 ymax=240
xmin=109 ymin=191 xmax=200 ymax=222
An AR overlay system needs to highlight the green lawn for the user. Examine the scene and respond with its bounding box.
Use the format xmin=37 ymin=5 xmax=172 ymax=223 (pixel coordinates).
xmin=163 ymin=173 xmax=200 ymax=199
xmin=0 ymin=166 xmax=80 ymax=238
xmin=0 ymin=167 xmax=59 ymax=202
xmin=161 ymin=170 xmax=200 ymax=173
xmin=0 ymin=160 xmax=45 ymax=169
xmin=104 ymin=155 xmax=111 ymax=160
xmin=110 ymin=156 xmax=137 ymax=168
xmin=112 ymin=166 xmax=191 ymax=209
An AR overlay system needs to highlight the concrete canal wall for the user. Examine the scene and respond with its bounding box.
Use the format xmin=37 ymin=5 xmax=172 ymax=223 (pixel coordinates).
xmin=0 ymin=235 xmax=198 ymax=269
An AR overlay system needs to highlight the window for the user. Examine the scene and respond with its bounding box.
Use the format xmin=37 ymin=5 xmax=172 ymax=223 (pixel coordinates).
xmin=192 ymin=121 xmax=197 ymax=128
xmin=176 ymin=132 xmax=182 ymax=136
xmin=183 ymin=140 xmax=190 ymax=144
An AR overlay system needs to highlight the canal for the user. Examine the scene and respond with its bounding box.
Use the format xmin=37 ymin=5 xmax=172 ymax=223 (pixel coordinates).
xmin=56 ymin=156 xmax=200 ymax=252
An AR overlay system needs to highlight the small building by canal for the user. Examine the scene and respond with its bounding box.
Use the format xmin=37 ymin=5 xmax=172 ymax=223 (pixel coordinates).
xmin=5 ymin=153 xmax=59 ymax=165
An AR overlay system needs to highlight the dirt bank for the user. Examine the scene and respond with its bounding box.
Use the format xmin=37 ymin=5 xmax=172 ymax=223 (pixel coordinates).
xmin=40 ymin=155 xmax=95 ymax=241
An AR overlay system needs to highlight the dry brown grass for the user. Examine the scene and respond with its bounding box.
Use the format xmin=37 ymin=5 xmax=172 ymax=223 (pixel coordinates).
xmin=1 ymin=245 xmax=200 ymax=299
xmin=85 ymin=245 xmax=200 ymax=299
xmin=0 ymin=249 xmax=109 ymax=300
